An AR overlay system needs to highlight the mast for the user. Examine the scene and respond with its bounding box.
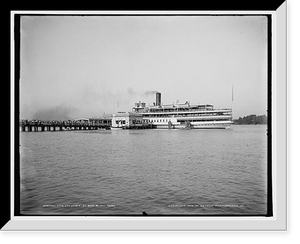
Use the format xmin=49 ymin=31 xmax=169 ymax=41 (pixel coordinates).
xmin=231 ymin=85 xmax=234 ymax=121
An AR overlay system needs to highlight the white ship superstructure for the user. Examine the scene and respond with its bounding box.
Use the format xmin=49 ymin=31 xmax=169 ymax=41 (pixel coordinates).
xmin=132 ymin=92 xmax=233 ymax=129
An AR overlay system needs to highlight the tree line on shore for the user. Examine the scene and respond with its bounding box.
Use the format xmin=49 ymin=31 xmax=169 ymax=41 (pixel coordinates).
xmin=233 ymin=114 xmax=267 ymax=125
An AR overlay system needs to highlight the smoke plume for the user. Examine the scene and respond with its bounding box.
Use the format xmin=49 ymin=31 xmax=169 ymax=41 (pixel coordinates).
xmin=143 ymin=90 xmax=159 ymax=97
xmin=32 ymin=105 xmax=78 ymax=121
xmin=126 ymin=88 xmax=159 ymax=97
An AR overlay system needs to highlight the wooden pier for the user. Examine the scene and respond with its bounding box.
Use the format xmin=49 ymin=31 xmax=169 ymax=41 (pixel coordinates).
xmin=20 ymin=119 xmax=111 ymax=132
xmin=19 ymin=117 xmax=155 ymax=132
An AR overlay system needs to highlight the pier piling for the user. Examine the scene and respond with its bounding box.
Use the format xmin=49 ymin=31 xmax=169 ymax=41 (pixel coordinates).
xmin=20 ymin=119 xmax=112 ymax=132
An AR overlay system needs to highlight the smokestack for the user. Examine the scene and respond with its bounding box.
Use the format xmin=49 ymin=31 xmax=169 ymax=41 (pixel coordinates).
xmin=156 ymin=92 xmax=161 ymax=106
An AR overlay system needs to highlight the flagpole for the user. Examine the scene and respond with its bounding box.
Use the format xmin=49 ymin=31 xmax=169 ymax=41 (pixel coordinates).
xmin=231 ymin=85 xmax=234 ymax=122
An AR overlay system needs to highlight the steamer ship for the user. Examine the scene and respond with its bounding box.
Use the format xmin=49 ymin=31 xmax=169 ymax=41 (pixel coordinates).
xmin=132 ymin=92 xmax=233 ymax=129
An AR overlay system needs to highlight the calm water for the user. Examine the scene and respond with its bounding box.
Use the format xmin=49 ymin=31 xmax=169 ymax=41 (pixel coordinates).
xmin=20 ymin=125 xmax=268 ymax=216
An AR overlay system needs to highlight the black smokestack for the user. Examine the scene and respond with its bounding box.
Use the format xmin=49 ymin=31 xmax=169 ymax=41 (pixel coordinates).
xmin=156 ymin=92 xmax=161 ymax=106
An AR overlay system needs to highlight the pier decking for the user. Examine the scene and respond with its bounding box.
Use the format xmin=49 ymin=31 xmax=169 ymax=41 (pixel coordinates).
xmin=20 ymin=119 xmax=111 ymax=132
xmin=19 ymin=118 xmax=154 ymax=132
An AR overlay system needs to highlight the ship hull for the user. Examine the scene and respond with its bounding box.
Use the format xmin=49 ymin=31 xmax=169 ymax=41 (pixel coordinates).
xmin=154 ymin=124 xmax=231 ymax=129
xmin=110 ymin=127 xmax=124 ymax=130
xmin=191 ymin=124 xmax=231 ymax=129
xmin=153 ymin=120 xmax=233 ymax=129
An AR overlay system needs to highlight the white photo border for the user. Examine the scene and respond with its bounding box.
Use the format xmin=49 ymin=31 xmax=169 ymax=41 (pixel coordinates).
xmin=4 ymin=4 xmax=287 ymax=231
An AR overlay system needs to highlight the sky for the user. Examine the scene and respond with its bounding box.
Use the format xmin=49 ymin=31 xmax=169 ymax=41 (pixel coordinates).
xmin=20 ymin=14 xmax=268 ymax=120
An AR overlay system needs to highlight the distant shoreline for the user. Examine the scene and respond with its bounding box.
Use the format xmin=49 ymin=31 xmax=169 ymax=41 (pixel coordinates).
xmin=233 ymin=114 xmax=267 ymax=125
